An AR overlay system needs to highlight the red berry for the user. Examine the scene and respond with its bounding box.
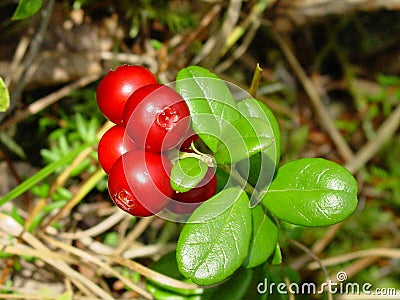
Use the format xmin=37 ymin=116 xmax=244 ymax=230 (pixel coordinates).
xmin=98 ymin=125 xmax=137 ymax=174
xmin=123 ymin=84 xmax=190 ymax=152
xmin=178 ymin=127 xmax=199 ymax=152
xmin=168 ymin=167 xmax=217 ymax=214
xmin=108 ymin=150 xmax=173 ymax=217
xmin=96 ymin=65 xmax=157 ymax=124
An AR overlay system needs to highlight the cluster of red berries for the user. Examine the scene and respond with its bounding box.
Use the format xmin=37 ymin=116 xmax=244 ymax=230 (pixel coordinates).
xmin=96 ymin=65 xmax=217 ymax=217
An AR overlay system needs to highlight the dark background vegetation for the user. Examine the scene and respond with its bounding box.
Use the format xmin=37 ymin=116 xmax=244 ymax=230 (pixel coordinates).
xmin=1 ymin=0 xmax=400 ymax=299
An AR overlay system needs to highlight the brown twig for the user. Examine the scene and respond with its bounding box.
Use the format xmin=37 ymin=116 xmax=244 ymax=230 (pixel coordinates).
xmin=215 ymin=18 xmax=262 ymax=73
xmin=289 ymin=239 xmax=333 ymax=300
xmin=344 ymin=101 xmax=400 ymax=174
xmin=2 ymin=0 xmax=56 ymax=124
xmin=172 ymin=3 xmax=222 ymax=59
xmin=291 ymin=223 xmax=344 ymax=270
xmin=59 ymin=209 xmax=126 ymax=240
xmin=193 ymin=0 xmax=243 ymax=67
xmin=215 ymin=0 xmax=271 ymax=72
xmin=271 ymin=29 xmax=355 ymax=162
xmin=4 ymin=36 xmax=30 ymax=88
xmin=307 ymin=247 xmax=400 ymax=271
xmin=0 ymin=73 xmax=102 ymax=131
xmin=114 ymin=216 xmax=155 ymax=256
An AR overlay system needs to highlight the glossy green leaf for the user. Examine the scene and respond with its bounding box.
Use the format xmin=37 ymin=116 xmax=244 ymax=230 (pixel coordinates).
xmin=170 ymin=157 xmax=208 ymax=193
xmin=236 ymin=98 xmax=281 ymax=204
xmin=262 ymin=158 xmax=358 ymax=227
xmin=0 ymin=77 xmax=10 ymax=112
xmin=243 ymin=205 xmax=278 ymax=268
xmin=237 ymin=98 xmax=281 ymax=165
xmin=12 ymin=0 xmax=43 ymax=20
xmin=214 ymin=117 xmax=273 ymax=165
xmin=176 ymin=66 xmax=241 ymax=152
xmin=269 ymin=243 xmax=282 ymax=265
xmin=176 ymin=187 xmax=252 ymax=285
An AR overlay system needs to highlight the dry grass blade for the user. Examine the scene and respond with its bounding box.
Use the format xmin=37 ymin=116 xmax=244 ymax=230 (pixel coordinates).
xmin=108 ymin=255 xmax=200 ymax=290
xmin=215 ymin=18 xmax=261 ymax=73
xmin=329 ymin=257 xmax=380 ymax=285
xmin=172 ymin=4 xmax=222 ymax=59
xmin=59 ymin=209 xmax=126 ymax=239
xmin=0 ymin=293 xmax=58 ymax=299
xmin=307 ymin=247 xmax=400 ymax=270
xmin=0 ymin=244 xmax=78 ymax=265
xmin=193 ymin=0 xmax=243 ymax=67
xmin=99 ymin=51 xmax=158 ymax=73
xmin=5 ymin=36 xmax=30 ymax=87
xmin=40 ymin=234 xmax=154 ymax=300
xmin=114 ymin=216 xmax=155 ymax=255
xmin=272 ymin=29 xmax=355 ymax=162
xmin=123 ymin=243 xmax=176 ymax=259
xmin=0 ymin=213 xmax=114 ymax=299
xmin=345 ymin=101 xmax=400 ymax=173
xmin=76 ymin=236 xmax=115 ymax=255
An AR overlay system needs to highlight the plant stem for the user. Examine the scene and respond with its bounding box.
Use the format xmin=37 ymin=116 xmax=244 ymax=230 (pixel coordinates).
xmin=178 ymin=150 xmax=215 ymax=167
xmin=249 ymin=63 xmax=263 ymax=98
xmin=219 ymin=164 xmax=260 ymax=199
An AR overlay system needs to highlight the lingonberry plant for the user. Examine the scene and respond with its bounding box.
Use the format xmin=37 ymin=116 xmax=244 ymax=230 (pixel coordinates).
xmin=171 ymin=66 xmax=357 ymax=286
xmin=95 ymin=64 xmax=358 ymax=296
